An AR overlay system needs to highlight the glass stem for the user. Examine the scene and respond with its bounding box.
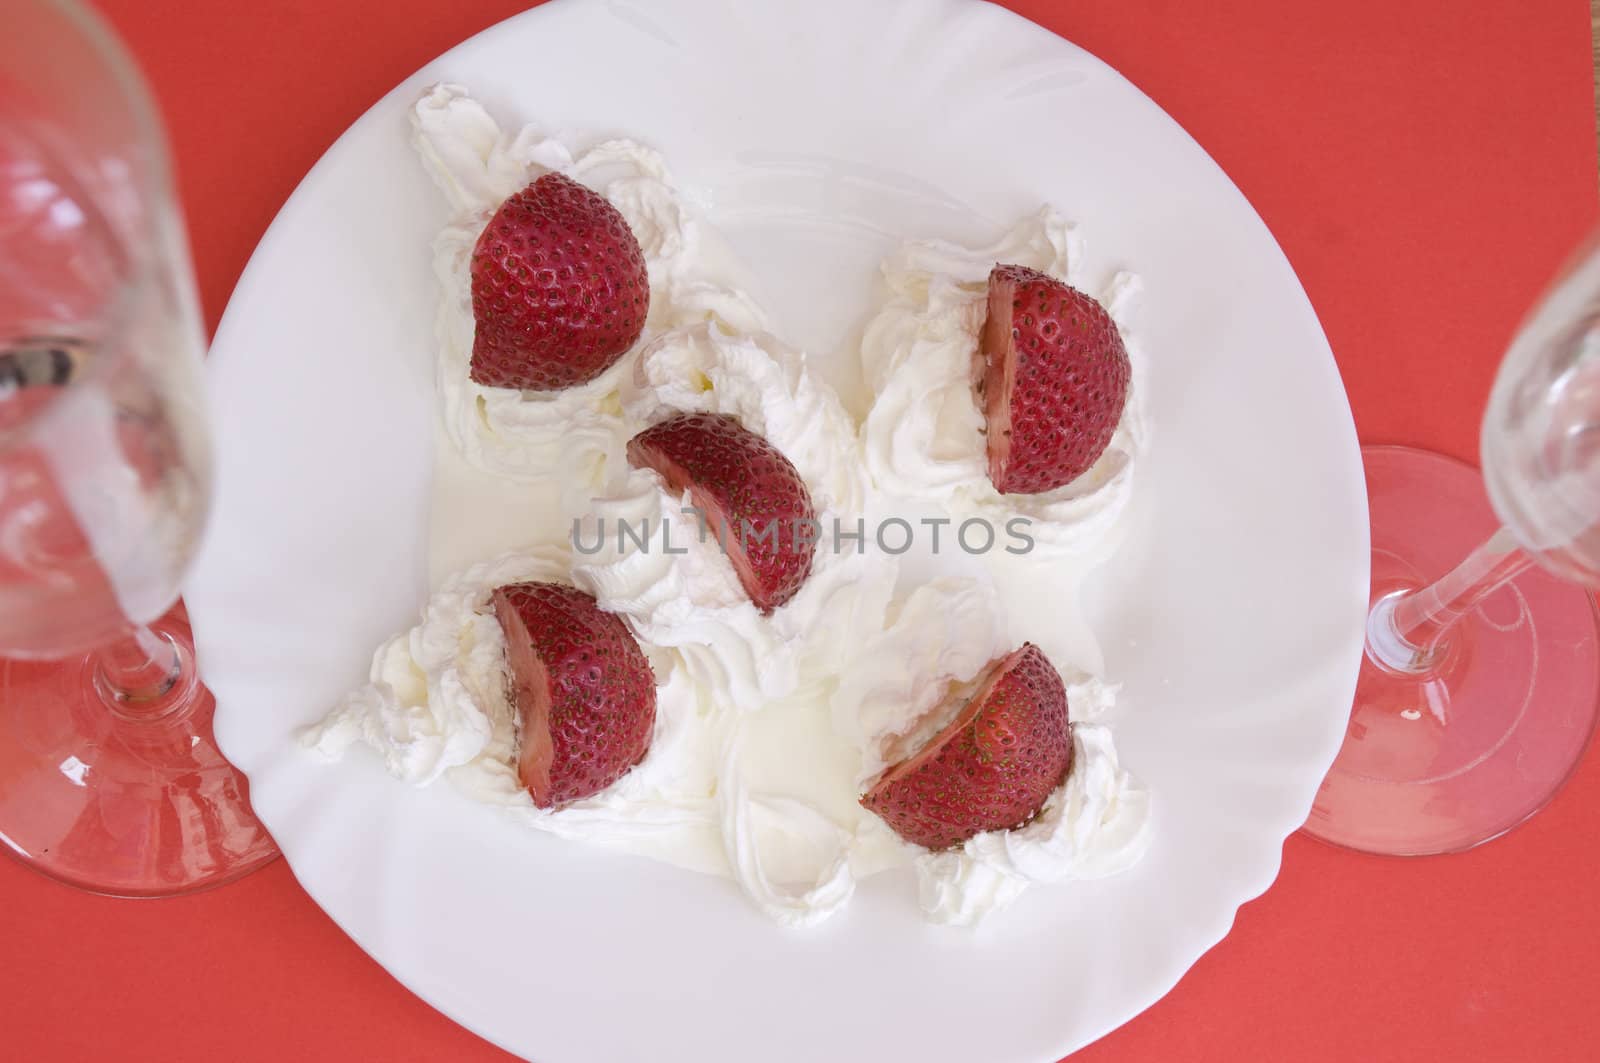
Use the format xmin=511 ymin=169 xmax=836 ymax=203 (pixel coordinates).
xmin=1367 ymin=527 xmax=1535 ymax=674
xmin=95 ymin=623 xmax=182 ymax=703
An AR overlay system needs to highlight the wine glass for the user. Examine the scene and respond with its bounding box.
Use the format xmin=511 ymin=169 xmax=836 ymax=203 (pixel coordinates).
xmin=1303 ymin=231 xmax=1600 ymax=855
xmin=0 ymin=0 xmax=277 ymax=894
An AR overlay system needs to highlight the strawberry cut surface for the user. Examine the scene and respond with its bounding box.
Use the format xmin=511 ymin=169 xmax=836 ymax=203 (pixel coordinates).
xmin=490 ymin=581 xmax=656 ymax=808
xmin=977 ymin=264 xmax=1130 ymax=495
xmin=862 ymin=643 xmax=1073 ymax=850
xmin=626 ymin=411 xmax=817 ymax=614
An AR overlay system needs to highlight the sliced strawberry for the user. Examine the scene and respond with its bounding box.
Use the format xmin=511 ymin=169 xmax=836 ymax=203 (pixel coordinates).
xmin=862 ymin=643 xmax=1073 ymax=850
xmin=470 ymin=172 xmax=649 ymax=392
xmin=626 ymin=411 xmax=816 ymax=614
xmin=976 ymin=264 xmax=1130 ymax=495
xmin=490 ymin=581 xmax=656 ymax=808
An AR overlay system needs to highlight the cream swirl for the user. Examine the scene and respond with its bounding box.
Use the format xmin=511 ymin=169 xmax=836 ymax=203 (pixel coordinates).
xmin=573 ymin=323 xmax=888 ymax=710
xmin=566 ymin=323 xmax=897 ymax=925
xmin=915 ymin=716 xmax=1153 ymax=928
xmin=412 ymin=84 xmax=766 ymax=487
xmin=319 ymin=99 xmax=1154 ymax=929
xmin=304 ymin=541 xmax=872 ymax=926
xmin=301 ymin=548 xmax=729 ymax=871
xmin=305 ymin=547 xmax=1147 ymax=928
xmin=860 ymin=207 xmax=1148 ymax=556
xmin=834 ymin=581 xmax=1152 ymax=926
xmin=620 ymin=323 xmax=866 ymax=515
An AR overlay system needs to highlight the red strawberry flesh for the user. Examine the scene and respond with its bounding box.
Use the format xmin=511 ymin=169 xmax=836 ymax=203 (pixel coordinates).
xmin=491 ymin=581 xmax=656 ymax=808
xmin=861 ymin=643 xmax=1073 ymax=850
xmin=470 ymin=171 xmax=649 ymax=392
xmin=977 ymin=269 xmax=1020 ymax=469
xmin=626 ymin=411 xmax=816 ymax=614
xmin=976 ymin=264 xmax=1130 ymax=495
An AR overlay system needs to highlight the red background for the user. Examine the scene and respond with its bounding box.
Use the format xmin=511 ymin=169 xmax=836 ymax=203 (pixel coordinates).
xmin=3 ymin=1 xmax=1598 ymax=1060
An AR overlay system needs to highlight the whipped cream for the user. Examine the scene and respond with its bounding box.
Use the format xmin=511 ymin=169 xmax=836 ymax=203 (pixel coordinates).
xmin=412 ymin=84 xmax=766 ymax=489
xmin=302 ymin=537 xmax=887 ymax=927
xmin=860 ymin=208 xmax=1148 ymax=557
xmin=574 ymin=322 xmax=883 ymax=709
xmin=303 ymin=548 xmax=728 ymax=873
xmin=915 ymin=713 xmax=1152 ymax=927
xmin=307 ymin=543 xmax=1147 ymax=926
xmin=834 ymin=580 xmax=1152 ymax=925
xmin=566 ymin=321 xmax=902 ymax=923
xmin=309 ymin=88 xmax=1152 ymax=930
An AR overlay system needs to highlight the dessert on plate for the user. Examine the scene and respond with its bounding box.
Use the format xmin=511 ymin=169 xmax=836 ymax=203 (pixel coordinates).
xmin=860 ymin=208 xmax=1146 ymax=558
xmin=834 ymin=583 xmax=1149 ymax=925
xmin=626 ymin=411 xmax=818 ymax=614
xmin=863 ymin=642 xmax=1073 ymax=851
xmin=576 ymin=322 xmax=878 ymax=709
xmin=307 ymin=85 xmax=1150 ymax=929
xmin=412 ymin=83 xmax=766 ymax=487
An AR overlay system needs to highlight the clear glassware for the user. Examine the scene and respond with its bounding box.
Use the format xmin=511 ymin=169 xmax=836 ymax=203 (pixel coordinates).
xmin=0 ymin=0 xmax=277 ymax=894
xmin=1304 ymin=233 xmax=1600 ymax=855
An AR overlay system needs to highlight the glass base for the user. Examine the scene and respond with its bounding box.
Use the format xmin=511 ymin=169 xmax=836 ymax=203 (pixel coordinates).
xmin=1303 ymin=445 xmax=1600 ymax=855
xmin=0 ymin=601 xmax=278 ymax=896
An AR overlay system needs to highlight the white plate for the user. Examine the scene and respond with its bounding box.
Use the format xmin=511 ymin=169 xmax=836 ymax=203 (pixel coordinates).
xmin=185 ymin=1 xmax=1368 ymax=1060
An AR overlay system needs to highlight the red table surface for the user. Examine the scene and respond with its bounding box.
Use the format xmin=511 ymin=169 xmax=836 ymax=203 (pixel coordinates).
xmin=3 ymin=1 xmax=1597 ymax=1060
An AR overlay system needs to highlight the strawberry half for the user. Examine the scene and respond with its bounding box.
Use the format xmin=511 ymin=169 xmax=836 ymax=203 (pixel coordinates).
xmin=976 ymin=264 xmax=1130 ymax=495
xmin=490 ymin=581 xmax=657 ymax=808
xmin=626 ymin=411 xmax=816 ymax=614
xmin=862 ymin=643 xmax=1073 ymax=850
xmin=469 ymin=172 xmax=649 ymax=391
